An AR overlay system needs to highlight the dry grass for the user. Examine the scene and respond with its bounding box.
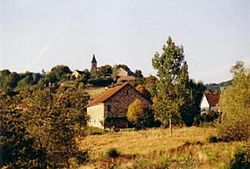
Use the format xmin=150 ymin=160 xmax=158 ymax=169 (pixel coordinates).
xmin=77 ymin=127 xmax=246 ymax=169
xmin=79 ymin=127 xmax=214 ymax=155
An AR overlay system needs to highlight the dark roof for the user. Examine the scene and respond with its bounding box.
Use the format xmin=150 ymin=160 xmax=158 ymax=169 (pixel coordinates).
xmin=91 ymin=54 xmax=97 ymax=63
xmin=87 ymin=83 xmax=128 ymax=107
xmin=205 ymin=93 xmax=220 ymax=106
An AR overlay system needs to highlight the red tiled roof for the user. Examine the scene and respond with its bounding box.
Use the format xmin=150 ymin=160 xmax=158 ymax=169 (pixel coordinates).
xmin=87 ymin=83 xmax=129 ymax=107
xmin=205 ymin=93 xmax=220 ymax=106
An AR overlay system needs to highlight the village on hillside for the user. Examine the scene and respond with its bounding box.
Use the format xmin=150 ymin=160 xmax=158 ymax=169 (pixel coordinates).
xmin=1 ymin=1 xmax=250 ymax=168
xmin=1 ymin=43 xmax=249 ymax=168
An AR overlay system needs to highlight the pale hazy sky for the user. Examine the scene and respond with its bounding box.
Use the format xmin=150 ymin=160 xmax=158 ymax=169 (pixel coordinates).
xmin=1 ymin=0 xmax=250 ymax=83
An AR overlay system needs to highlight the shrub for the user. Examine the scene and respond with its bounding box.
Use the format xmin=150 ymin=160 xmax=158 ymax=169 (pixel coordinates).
xmin=208 ymin=136 xmax=219 ymax=143
xmin=218 ymin=118 xmax=250 ymax=142
xmin=227 ymin=145 xmax=250 ymax=169
xmin=75 ymin=150 xmax=89 ymax=164
xmin=106 ymin=148 xmax=120 ymax=158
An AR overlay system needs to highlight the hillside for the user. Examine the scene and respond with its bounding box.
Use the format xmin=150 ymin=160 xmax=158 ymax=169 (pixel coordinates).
xmin=205 ymin=80 xmax=232 ymax=92
xmin=77 ymin=127 xmax=245 ymax=169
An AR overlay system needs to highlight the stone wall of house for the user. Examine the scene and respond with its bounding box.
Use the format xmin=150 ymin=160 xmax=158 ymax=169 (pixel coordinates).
xmin=87 ymin=103 xmax=105 ymax=129
xmin=104 ymin=84 xmax=150 ymax=128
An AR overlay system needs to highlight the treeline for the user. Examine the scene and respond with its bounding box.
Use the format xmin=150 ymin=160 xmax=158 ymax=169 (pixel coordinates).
xmin=0 ymin=64 xmax=144 ymax=90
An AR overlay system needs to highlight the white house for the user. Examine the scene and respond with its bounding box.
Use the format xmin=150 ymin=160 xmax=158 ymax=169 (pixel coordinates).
xmin=200 ymin=93 xmax=220 ymax=115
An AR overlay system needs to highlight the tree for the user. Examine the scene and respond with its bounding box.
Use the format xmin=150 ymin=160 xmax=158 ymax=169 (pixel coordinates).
xmin=23 ymin=85 xmax=90 ymax=168
xmin=152 ymin=37 xmax=190 ymax=126
xmin=126 ymin=99 xmax=150 ymax=128
xmin=136 ymin=84 xmax=152 ymax=101
xmin=218 ymin=61 xmax=250 ymax=141
xmin=0 ymin=111 xmax=47 ymax=169
xmin=44 ymin=65 xmax=72 ymax=84
xmin=0 ymin=70 xmax=20 ymax=89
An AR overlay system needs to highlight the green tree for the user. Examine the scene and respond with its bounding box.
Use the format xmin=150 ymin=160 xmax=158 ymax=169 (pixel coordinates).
xmin=43 ymin=65 xmax=71 ymax=84
xmin=136 ymin=84 xmax=152 ymax=101
xmin=0 ymin=70 xmax=20 ymax=89
xmin=126 ymin=99 xmax=149 ymax=128
xmin=218 ymin=61 xmax=250 ymax=141
xmin=23 ymin=85 xmax=90 ymax=168
xmin=0 ymin=111 xmax=46 ymax=169
xmin=152 ymin=37 xmax=190 ymax=126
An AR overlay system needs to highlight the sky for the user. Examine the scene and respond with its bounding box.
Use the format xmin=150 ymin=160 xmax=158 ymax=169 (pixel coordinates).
xmin=1 ymin=0 xmax=250 ymax=83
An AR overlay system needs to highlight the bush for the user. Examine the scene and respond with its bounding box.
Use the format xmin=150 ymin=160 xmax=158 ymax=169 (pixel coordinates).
xmin=218 ymin=118 xmax=250 ymax=142
xmin=208 ymin=136 xmax=219 ymax=143
xmin=106 ymin=148 xmax=120 ymax=158
xmin=75 ymin=150 xmax=89 ymax=164
xmin=227 ymin=145 xmax=250 ymax=169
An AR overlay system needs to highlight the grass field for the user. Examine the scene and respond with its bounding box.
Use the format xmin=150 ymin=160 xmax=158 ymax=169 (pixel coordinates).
xmin=77 ymin=127 xmax=246 ymax=169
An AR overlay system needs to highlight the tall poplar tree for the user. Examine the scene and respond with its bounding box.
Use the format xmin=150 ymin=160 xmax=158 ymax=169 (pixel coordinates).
xmin=152 ymin=37 xmax=190 ymax=126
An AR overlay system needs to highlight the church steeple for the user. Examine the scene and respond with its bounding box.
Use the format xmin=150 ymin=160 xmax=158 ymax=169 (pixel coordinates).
xmin=91 ymin=54 xmax=97 ymax=73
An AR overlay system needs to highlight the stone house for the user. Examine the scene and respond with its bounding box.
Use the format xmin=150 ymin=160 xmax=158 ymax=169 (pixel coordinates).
xmin=87 ymin=83 xmax=150 ymax=129
xmin=200 ymin=93 xmax=220 ymax=115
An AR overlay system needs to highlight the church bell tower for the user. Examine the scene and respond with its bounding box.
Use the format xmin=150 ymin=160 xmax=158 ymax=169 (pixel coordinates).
xmin=91 ymin=54 xmax=97 ymax=73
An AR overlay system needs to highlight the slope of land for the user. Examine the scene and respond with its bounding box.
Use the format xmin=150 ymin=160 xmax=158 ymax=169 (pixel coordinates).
xmin=77 ymin=127 xmax=245 ymax=169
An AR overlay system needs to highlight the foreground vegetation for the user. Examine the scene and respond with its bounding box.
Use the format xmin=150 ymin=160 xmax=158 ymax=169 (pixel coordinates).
xmin=78 ymin=127 xmax=248 ymax=169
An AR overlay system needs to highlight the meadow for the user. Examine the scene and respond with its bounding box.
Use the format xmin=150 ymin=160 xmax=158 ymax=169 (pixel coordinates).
xmin=77 ymin=127 xmax=246 ymax=169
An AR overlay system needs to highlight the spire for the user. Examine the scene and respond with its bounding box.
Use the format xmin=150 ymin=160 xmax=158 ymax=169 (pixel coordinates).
xmin=91 ymin=54 xmax=97 ymax=63
xmin=90 ymin=54 xmax=97 ymax=73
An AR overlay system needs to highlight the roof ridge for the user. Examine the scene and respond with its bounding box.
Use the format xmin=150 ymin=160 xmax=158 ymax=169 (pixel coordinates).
xmin=87 ymin=82 xmax=129 ymax=107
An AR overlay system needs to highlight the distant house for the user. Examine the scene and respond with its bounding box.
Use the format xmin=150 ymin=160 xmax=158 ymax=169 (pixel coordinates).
xmin=116 ymin=76 xmax=136 ymax=85
xmin=72 ymin=70 xmax=83 ymax=79
xmin=116 ymin=67 xmax=134 ymax=77
xmin=200 ymin=93 xmax=220 ymax=115
xmin=87 ymin=83 xmax=150 ymax=129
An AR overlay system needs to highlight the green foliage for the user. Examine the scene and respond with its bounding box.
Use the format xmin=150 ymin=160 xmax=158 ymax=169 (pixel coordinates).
xmin=0 ymin=111 xmax=46 ymax=168
xmin=106 ymin=148 xmax=120 ymax=158
xmin=41 ymin=65 xmax=71 ymax=85
xmin=126 ymin=99 xmax=151 ymax=128
xmin=75 ymin=150 xmax=89 ymax=164
xmin=152 ymin=37 xmax=190 ymax=126
xmin=0 ymin=82 xmax=90 ymax=168
xmin=136 ymin=84 xmax=152 ymax=101
xmin=0 ymin=70 xmax=20 ymax=89
xmin=218 ymin=61 xmax=250 ymax=141
xmin=184 ymin=80 xmax=206 ymax=126
xmin=88 ymin=77 xmax=114 ymax=86
xmin=227 ymin=145 xmax=250 ymax=169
